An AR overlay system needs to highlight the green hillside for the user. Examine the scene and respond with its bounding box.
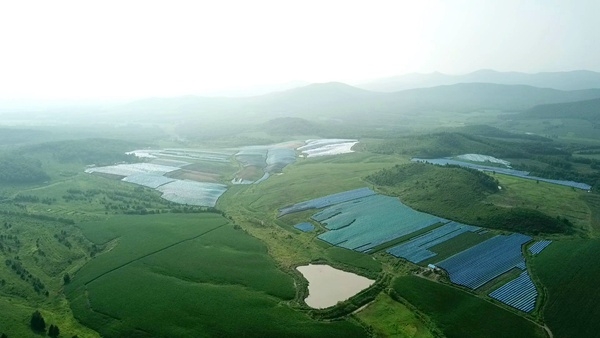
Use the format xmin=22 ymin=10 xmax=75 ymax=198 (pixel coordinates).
xmin=522 ymin=97 xmax=600 ymax=122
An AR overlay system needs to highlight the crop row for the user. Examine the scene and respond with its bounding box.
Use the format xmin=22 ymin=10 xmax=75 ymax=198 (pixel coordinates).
xmin=278 ymin=187 xmax=376 ymax=217
xmin=436 ymin=233 xmax=532 ymax=289
xmin=315 ymin=195 xmax=445 ymax=252
xmin=529 ymin=240 xmax=552 ymax=255
xmin=387 ymin=221 xmax=480 ymax=263
xmin=489 ymin=271 xmax=537 ymax=312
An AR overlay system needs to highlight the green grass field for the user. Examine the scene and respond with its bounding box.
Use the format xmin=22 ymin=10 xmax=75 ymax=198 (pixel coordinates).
xmin=392 ymin=276 xmax=546 ymax=338
xmin=531 ymin=239 xmax=600 ymax=338
xmin=356 ymin=293 xmax=435 ymax=338
xmin=66 ymin=213 xmax=367 ymax=337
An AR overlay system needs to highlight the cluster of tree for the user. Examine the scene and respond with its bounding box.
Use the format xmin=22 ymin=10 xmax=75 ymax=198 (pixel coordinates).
xmin=368 ymin=132 xmax=564 ymax=160
xmin=4 ymin=258 xmax=47 ymax=295
xmin=480 ymin=208 xmax=573 ymax=235
xmin=518 ymin=156 xmax=600 ymax=188
xmin=62 ymin=188 xmax=103 ymax=202
xmin=368 ymin=129 xmax=600 ymax=191
xmin=88 ymin=244 xmax=102 ymax=258
xmin=30 ymin=311 xmax=60 ymax=337
xmin=22 ymin=138 xmax=144 ymax=166
xmin=54 ymin=230 xmax=72 ymax=249
xmin=0 ymin=154 xmax=49 ymax=184
xmin=366 ymin=163 xmax=499 ymax=194
xmin=0 ymin=210 xmax=75 ymax=225
xmin=0 ymin=234 xmax=21 ymax=253
xmin=13 ymin=194 xmax=55 ymax=205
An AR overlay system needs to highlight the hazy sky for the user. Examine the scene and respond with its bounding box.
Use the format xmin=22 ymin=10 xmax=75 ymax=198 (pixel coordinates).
xmin=1 ymin=0 xmax=599 ymax=100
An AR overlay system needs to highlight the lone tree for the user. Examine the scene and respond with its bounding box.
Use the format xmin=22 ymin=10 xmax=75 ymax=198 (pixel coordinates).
xmin=63 ymin=273 xmax=71 ymax=285
xmin=48 ymin=324 xmax=60 ymax=338
xmin=30 ymin=310 xmax=46 ymax=332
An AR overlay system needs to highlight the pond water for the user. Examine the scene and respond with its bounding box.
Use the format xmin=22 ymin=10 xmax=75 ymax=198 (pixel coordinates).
xmin=296 ymin=264 xmax=375 ymax=309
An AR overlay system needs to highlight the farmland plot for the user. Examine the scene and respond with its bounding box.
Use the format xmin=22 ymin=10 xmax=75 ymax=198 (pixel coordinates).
xmin=393 ymin=276 xmax=545 ymax=338
xmin=157 ymin=180 xmax=227 ymax=207
xmin=266 ymin=147 xmax=296 ymax=172
xmin=531 ymin=239 xmax=600 ymax=338
xmin=489 ymin=271 xmax=537 ymax=312
xmin=85 ymin=163 xmax=180 ymax=177
xmin=297 ymin=139 xmax=358 ymax=157
xmin=413 ymin=157 xmax=591 ymax=190
xmin=67 ymin=214 xmax=366 ymax=337
xmin=128 ymin=149 xmax=232 ymax=162
xmin=315 ymin=194 xmax=446 ymax=252
xmin=529 ymin=240 xmax=552 ymax=255
xmin=436 ymin=233 xmax=532 ymax=289
xmin=387 ymin=221 xmax=480 ymax=263
xmin=122 ymin=173 xmax=176 ymax=188
xmin=278 ymin=187 xmax=376 ymax=216
xmin=294 ymin=222 xmax=315 ymax=232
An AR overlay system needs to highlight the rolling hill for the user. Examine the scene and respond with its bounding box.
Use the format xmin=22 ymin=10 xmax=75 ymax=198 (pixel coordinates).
xmin=521 ymin=97 xmax=600 ymax=122
xmin=101 ymin=82 xmax=600 ymax=125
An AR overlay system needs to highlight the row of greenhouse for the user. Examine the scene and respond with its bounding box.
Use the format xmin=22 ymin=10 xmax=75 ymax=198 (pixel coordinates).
xmin=283 ymin=188 xmax=553 ymax=313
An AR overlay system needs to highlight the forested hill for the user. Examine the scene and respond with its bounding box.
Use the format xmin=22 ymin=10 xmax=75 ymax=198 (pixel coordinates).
xmin=521 ymin=97 xmax=600 ymax=122
xmin=0 ymin=154 xmax=49 ymax=183
xmin=22 ymin=139 xmax=143 ymax=166
xmin=108 ymin=82 xmax=600 ymax=124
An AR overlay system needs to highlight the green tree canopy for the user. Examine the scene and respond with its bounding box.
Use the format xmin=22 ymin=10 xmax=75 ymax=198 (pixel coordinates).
xmin=30 ymin=310 xmax=45 ymax=332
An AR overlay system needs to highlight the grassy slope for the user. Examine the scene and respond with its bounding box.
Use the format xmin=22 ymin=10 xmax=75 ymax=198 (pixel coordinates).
xmin=531 ymin=239 xmax=600 ymax=338
xmin=368 ymin=163 xmax=590 ymax=236
xmin=0 ymin=213 xmax=101 ymax=337
xmin=217 ymin=152 xmax=402 ymax=269
xmin=392 ymin=276 xmax=545 ymax=338
xmin=66 ymin=214 xmax=366 ymax=337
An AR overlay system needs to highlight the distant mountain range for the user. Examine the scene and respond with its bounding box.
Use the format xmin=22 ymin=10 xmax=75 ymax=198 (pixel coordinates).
xmin=522 ymin=97 xmax=600 ymax=122
xmin=4 ymin=70 xmax=600 ymax=126
xmin=357 ymin=70 xmax=600 ymax=92
xmin=110 ymin=82 xmax=600 ymax=124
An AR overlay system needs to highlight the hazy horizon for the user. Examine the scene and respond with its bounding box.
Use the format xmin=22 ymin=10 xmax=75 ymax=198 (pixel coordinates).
xmin=1 ymin=0 xmax=599 ymax=101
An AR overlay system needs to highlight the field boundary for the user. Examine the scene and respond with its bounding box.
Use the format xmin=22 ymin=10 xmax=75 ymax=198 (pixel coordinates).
xmin=84 ymin=221 xmax=230 ymax=286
